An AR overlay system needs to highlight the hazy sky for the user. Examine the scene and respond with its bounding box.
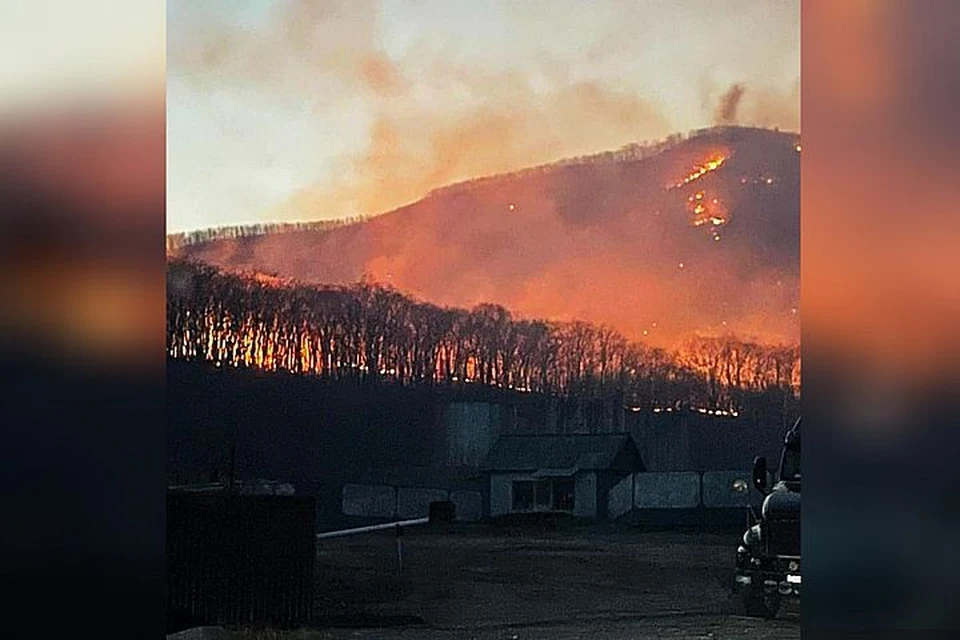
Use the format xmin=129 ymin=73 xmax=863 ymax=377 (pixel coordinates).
xmin=167 ymin=0 xmax=798 ymax=233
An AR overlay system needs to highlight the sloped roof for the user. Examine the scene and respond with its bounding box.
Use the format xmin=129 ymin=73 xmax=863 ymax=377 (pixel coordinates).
xmin=482 ymin=433 xmax=641 ymax=473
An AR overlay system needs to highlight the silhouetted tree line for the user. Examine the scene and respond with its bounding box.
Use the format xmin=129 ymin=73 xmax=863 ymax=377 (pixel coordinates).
xmin=167 ymin=259 xmax=799 ymax=413
xmin=166 ymin=216 xmax=371 ymax=252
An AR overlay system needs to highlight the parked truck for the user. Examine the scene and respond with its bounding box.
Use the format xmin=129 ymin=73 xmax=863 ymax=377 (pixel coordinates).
xmin=734 ymin=417 xmax=800 ymax=617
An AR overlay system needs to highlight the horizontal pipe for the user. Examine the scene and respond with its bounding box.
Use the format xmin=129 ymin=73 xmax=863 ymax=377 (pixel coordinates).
xmin=316 ymin=517 xmax=430 ymax=540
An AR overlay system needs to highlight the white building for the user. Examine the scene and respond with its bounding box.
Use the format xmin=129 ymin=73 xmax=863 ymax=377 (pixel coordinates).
xmin=482 ymin=433 xmax=645 ymax=520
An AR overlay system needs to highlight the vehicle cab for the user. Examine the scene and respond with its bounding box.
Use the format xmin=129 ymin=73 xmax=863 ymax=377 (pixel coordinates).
xmin=734 ymin=417 xmax=800 ymax=618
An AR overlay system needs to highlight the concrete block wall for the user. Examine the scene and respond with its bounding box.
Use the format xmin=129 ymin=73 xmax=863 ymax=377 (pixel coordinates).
xmin=344 ymin=472 xmax=753 ymax=524
xmin=633 ymin=472 xmax=701 ymax=509
xmin=342 ymin=483 xmax=482 ymax=522
xmin=450 ymin=490 xmax=483 ymax=522
xmin=342 ymin=484 xmax=396 ymax=518
xmin=701 ymin=470 xmax=751 ymax=508
xmin=608 ymin=470 xmax=754 ymax=517
xmin=397 ymin=487 xmax=450 ymax=518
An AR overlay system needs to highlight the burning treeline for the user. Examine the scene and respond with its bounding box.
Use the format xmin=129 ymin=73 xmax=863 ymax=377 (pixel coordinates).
xmin=168 ymin=259 xmax=799 ymax=411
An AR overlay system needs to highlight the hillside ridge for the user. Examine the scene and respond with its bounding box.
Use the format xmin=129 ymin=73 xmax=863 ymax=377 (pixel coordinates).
xmin=167 ymin=124 xmax=797 ymax=252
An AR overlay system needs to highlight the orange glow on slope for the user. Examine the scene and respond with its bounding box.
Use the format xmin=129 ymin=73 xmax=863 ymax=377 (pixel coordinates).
xmin=248 ymin=272 xmax=292 ymax=288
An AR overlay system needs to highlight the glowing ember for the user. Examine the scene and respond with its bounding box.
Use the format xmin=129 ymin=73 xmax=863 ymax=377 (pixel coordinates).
xmin=686 ymin=190 xmax=728 ymax=230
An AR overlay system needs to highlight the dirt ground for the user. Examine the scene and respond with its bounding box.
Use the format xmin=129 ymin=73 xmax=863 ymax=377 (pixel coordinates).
xmin=231 ymin=524 xmax=799 ymax=639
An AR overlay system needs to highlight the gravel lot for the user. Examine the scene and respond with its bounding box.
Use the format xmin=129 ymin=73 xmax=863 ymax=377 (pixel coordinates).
xmin=233 ymin=523 xmax=800 ymax=639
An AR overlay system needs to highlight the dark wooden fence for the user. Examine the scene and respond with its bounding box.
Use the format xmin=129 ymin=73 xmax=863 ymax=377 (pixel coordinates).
xmin=167 ymin=492 xmax=316 ymax=631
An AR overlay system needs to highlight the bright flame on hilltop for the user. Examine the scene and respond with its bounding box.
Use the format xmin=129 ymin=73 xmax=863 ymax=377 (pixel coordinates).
xmin=669 ymin=152 xmax=729 ymax=190
xmin=669 ymin=151 xmax=733 ymax=237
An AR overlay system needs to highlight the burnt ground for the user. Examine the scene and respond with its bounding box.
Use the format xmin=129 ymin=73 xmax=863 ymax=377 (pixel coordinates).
xmin=224 ymin=524 xmax=799 ymax=639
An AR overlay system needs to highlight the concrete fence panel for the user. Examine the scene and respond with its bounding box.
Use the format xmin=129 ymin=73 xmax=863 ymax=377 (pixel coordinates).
xmin=397 ymin=487 xmax=450 ymax=519
xmin=342 ymin=484 xmax=396 ymax=518
xmin=634 ymin=472 xmax=701 ymax=509
xmin=450 ymin=490 xmax=483 ymax=522
xmin=702 ymin=470 xmax=751 ymax=508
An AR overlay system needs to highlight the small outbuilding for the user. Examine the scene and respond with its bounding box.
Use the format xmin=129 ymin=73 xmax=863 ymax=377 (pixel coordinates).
xmin=482 ymin=433 xmax=645 ymax=520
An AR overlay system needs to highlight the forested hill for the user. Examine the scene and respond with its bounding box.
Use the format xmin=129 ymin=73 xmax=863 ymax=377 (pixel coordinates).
xmin=170 ymin=125 xmax=799 ymax=349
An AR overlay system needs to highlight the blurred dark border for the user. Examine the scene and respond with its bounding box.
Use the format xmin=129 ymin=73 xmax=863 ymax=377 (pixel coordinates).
xmin=803 ymin=0 xmax=960 ymax=632
xmin=0 ymin=17 xmax=165 ymax=639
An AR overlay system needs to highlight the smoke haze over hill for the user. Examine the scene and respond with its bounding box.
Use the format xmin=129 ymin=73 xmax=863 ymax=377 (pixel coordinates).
xmin=167 ymin=0 xmax=799 ymax=232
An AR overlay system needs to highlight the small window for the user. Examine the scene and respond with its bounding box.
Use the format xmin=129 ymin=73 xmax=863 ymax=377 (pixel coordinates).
xmin=512 ymin=481 xmax=534 ymax=511
xmin=552 ymin=479 xmax=575 ymax=511
xmin=534 ymin=480 xmax=551 ymax=509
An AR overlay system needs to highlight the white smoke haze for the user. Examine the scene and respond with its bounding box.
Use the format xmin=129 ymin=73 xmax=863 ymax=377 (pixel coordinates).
xmin=167 ymin=0 xmax=799 ymax=230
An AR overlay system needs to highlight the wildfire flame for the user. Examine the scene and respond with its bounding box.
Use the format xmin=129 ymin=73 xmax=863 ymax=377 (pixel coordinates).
xmin=669 ymin=152 xmax=729 ymax=190
xmin=687 ymin=191 xmax=728 ymax=230
xmin=669 ymin=151 xmax=733 ymax=233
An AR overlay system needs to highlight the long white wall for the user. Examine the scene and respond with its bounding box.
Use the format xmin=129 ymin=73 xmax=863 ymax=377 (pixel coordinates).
xmin=608 ymin=470 xmax=755 ymax=517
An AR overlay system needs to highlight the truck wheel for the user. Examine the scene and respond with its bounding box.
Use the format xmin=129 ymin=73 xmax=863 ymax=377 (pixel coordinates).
xmin=739 ymin=586 xmax=781 ymax=619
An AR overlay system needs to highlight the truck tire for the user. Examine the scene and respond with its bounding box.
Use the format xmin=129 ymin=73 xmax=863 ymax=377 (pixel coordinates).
xmin=739 ymin=585 xmax=781 ymax=619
